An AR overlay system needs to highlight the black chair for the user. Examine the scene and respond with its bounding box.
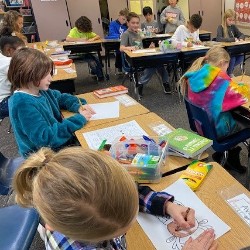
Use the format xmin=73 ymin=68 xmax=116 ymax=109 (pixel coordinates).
xmin=184 ymin=97 xmax=250 ymax=188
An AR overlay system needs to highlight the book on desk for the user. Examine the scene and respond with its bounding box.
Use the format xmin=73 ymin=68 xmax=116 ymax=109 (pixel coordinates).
xmin=93 ymin=85 xmax=128 ymax=98
xmin=167 ymin=128 xmax=213 ymax=158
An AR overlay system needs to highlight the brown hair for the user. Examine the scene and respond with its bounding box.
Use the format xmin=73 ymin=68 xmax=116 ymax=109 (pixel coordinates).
xmin=127 ymin=12 xmax=140 ymax=22
xmin=75 ymin=16 xmax=92 ymax=33
xmin=8 ymin=47 xmax=54 ymax=92
xmin=119 ymin=8 xmax=129 ymax=17
xmin=189 ymin=14 xmax=202 ymax=29
xmin=0 ymin=10 xmax=26 ymax=42
xmin=13 ymin=147 xmax=138 ymax=242
xmin=180 ymin=46 xmax=230 ymax=95
xmin=222 ymin=9 xmax=236 ymax=39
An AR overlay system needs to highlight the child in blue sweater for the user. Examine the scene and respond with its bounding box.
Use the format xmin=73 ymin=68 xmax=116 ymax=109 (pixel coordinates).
xmin=8 ymin=47 xmax=95 ymax=158
xmin=106 ymin=8 xmax=128 ymax=71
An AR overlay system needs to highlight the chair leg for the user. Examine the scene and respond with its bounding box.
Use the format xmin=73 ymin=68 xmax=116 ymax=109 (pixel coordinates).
xmin=220 ymin=151 xmax=229 ymax=166
xmin=7 ymin=123 xmax=12 ymax=134
xmin=243 ymin=141 xmax=250 ymax=189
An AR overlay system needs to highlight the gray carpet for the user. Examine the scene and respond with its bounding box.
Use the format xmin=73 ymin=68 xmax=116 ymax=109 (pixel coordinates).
xmin=0 ymin=56 xmax=249 ymax=249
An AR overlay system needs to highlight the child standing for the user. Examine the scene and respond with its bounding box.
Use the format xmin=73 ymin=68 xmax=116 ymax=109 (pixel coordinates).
xmin=0 ymin=32 xmax=24 ymax=118
xmin=180 ymin=46 xmax=250 ymax=173
xmin=8 ymin=48 xmax=95 ymax=158
xmin=106 ymin=8 xmax=129 ymax=72
xmin=0 ymin=10 xmax=27 ymax=43
xmin=13 ymin=146 xmax=217 ymax=250
xmin=141 ymin=6 xmax=159 ymax=33
xmin=66 ymin=16 xmax=104 ymax=81
xmin=120 ymin=12 xmax=170 ymax=98
xmin=160 ymin=0 xmax=185 ymax=34
xmin=170 ymin=14 xmax=202 ymax=48
xmin=216 ymin=9 xmax=245 ymax=77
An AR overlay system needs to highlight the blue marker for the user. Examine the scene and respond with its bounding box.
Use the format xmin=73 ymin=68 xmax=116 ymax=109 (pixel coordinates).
xmin=143 ymin=135 xmax=156 ymax=143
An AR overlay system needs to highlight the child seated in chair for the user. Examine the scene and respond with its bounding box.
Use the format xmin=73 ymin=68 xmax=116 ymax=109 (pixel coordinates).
xmin=120 ymin=12 xmax=171 ymax=98
xmin=180 ymin=46 xmax=250 ymax=173
xmin=0 ymin=30 xmax=25 ymax=118
xmin=106 ymin=8 xmax=129 ymax=72
xmin=66 ymin=16 xmax=104 ymax=81
xmin=13 ymin=146 xmax=217 ymax=250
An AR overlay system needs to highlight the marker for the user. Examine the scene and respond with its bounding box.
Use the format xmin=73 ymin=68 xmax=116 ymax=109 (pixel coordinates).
xmin=143 ymin=135 xmax=156 ymax=143
xmin=98 ymin=139 xmax=107 ymax=151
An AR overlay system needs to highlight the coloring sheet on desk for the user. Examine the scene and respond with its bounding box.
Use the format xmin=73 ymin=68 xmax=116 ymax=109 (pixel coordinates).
xmin=137 ymin=179 xmax=230 ymax=250
xmin=89 ymin=101 xmax=119 ymax=120
xmin=82 ymin=120 xmax=148 ymax=150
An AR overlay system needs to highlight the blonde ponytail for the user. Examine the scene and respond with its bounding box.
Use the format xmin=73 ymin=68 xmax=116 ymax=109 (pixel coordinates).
xmin=13 ymin=147 xmax=138 ymax=242
xmin=13 ymin=147 xmax=55 ymax=207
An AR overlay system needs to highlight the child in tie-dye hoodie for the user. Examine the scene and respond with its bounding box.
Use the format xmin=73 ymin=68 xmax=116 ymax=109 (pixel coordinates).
xmin=180 ymin=46 xmax=250 ymax=173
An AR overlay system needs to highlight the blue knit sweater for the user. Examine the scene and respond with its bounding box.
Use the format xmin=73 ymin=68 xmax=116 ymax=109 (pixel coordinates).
xmin=9 ymin=89 xmax=87 ymax=157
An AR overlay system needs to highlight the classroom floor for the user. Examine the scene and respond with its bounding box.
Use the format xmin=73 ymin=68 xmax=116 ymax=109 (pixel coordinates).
xmin=1 ymin=56 xmax=250 ymax=249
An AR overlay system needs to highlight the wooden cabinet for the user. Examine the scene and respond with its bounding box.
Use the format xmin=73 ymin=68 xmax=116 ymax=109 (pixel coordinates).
xmin=107 ymin=0 xmax=127 ymax=21
xmin=188 ymin=0 xmax=222 ymax=38
xmin=30 ymin=0 xmax=71 ymax=41
xmin=66 ymin=0 xmax=104 ymax=38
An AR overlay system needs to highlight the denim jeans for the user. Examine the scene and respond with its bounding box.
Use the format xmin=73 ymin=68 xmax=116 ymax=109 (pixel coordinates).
xmin=0 ymin=96 xmax=10 ymax=119
xmin=139 ymin=66 xmax=169 ymax=85
xmin=84 ymin=53 xmax=104 ymax=78
xmin=227 ymin=55 xmax=244 ymax=75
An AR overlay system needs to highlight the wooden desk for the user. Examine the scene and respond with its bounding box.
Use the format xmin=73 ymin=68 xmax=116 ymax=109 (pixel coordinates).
xmin=124 ymin=48 xmax=179 ymax=88
xmin=62 ymin=93 xmax=149 ymax=129
xmin=52 ymin=63 xmax=77 ymax=82
xmin=199 ymin=29 xmax=212 ymax=41
xmin=142 ymin=33 xmax=172 ymax=48
xmin=127 ymin=162 xmax=250 ymax=250
xmin=75 ymin=112 xmax=208 ymax=174
xmin=61 ymin=40 xmax=103 ymax=63
xmin=101 ymin=39 xmax=121 ymax=79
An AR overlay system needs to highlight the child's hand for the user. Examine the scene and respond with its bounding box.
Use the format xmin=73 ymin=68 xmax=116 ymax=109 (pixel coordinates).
xmin=187 ymin=42 xmax=193 ymax=47
xmin=82 ymin=104 xmax=96 ymax=115
xmin=167 ymin=17 xmax=174 ymax=23
xmin=127 ymin=46 xmax=136 ymax=52
xmin=149 ymin=42 xmax=155 ymax=48
xmin=79 ymin=109 xmax=93 ymax=121
xmin=195 ymin=40 xmax=202 ymax=45
xmin=165 ymin=202 xmax=195 ymax=229
xmin=182 ymin=229 xmax=218 ymax=250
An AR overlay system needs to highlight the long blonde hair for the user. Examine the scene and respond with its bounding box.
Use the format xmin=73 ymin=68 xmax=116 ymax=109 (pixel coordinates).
xmin=222 ymin=9 xmax=236 ymax=38
xmin=13 ymin=147 xmax=138 ymax=242
xmin=180 ymin=46 xmax=230 ymax=95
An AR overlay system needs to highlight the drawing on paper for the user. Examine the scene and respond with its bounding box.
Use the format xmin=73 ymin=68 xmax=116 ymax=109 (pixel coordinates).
xmin=156 ymin=200 xmax=213 ymax=250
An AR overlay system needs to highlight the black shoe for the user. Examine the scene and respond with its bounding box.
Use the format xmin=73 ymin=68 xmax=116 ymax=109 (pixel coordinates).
xmin=162 ymin=82 xmax=171 ymax=94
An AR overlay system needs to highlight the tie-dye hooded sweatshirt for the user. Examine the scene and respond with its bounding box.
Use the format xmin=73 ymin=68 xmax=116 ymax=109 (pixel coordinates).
xmin=184 ymin=64 xmax=249 ymax=138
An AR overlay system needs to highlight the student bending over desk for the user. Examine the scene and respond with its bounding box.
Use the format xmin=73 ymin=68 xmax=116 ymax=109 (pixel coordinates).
xmin=120 ymin=12 xmax=171 ymax=98
xmin=66 ymin=16 xmax=104 ymax=81
xmin=0 ymin=31 xmax=25 ymax=118
xmin=170 ymin=14 xmax=202 ymax=48
xmin=8 ymin=48 xmax=95 ymax=158
xmin=13 ymin=147 xmax=217 ymax=250
xmin=216 ymin=9 xmax=245 ymax=77
xmin=180 ymin=46 xmax=250 ymax=173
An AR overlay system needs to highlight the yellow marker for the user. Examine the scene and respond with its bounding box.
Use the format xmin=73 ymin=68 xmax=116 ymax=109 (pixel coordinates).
xmin=77 ymin=97 xmax=84 ymax=111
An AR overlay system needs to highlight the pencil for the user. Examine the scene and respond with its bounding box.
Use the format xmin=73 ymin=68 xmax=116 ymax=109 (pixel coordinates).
xmin=77 ymin=97 xmax=84 ymax=111
xmin=184 ymin=207 xmax=191 ymax=221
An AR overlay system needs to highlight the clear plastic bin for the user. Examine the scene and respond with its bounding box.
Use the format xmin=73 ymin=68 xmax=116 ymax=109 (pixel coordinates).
xmin=110 ymin=136 xmax=168 ymax=183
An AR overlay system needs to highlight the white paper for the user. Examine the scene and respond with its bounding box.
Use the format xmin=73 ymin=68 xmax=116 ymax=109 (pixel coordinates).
xmin=89 ymin=101 xmax=119 ymax=120
xmin=227 ymin=193 xmax=250 ymax=226
xmin=115 ymin=95 xmax=137 ymax=106
xmin=63 ymin=68 xmax=76 ymax=74
xmin=82 ymin=120 xmax=148 ymax=150
xmin=137 ymin=179 xmax=230 ymax=250
xmin=191 ymin=45 xmax=210 ymax=50
xmin=132 ymin=48 xmax=159 ymax=53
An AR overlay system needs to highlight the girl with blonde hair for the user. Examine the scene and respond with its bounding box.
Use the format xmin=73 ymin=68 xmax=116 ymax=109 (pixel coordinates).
xmin=13 ymin=146 xmax=217 ymax=250
xmin=180 ymin=46 xmax=250 ymax=173
xmin=0 ymin=10 xmax=27 ymax=43
xmin=216 ymin=9 xmax=245 ymax=77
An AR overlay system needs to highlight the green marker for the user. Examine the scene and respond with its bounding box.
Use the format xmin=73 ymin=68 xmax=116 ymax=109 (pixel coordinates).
xmin=98 ymin=139 xmax=107 ymax=151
